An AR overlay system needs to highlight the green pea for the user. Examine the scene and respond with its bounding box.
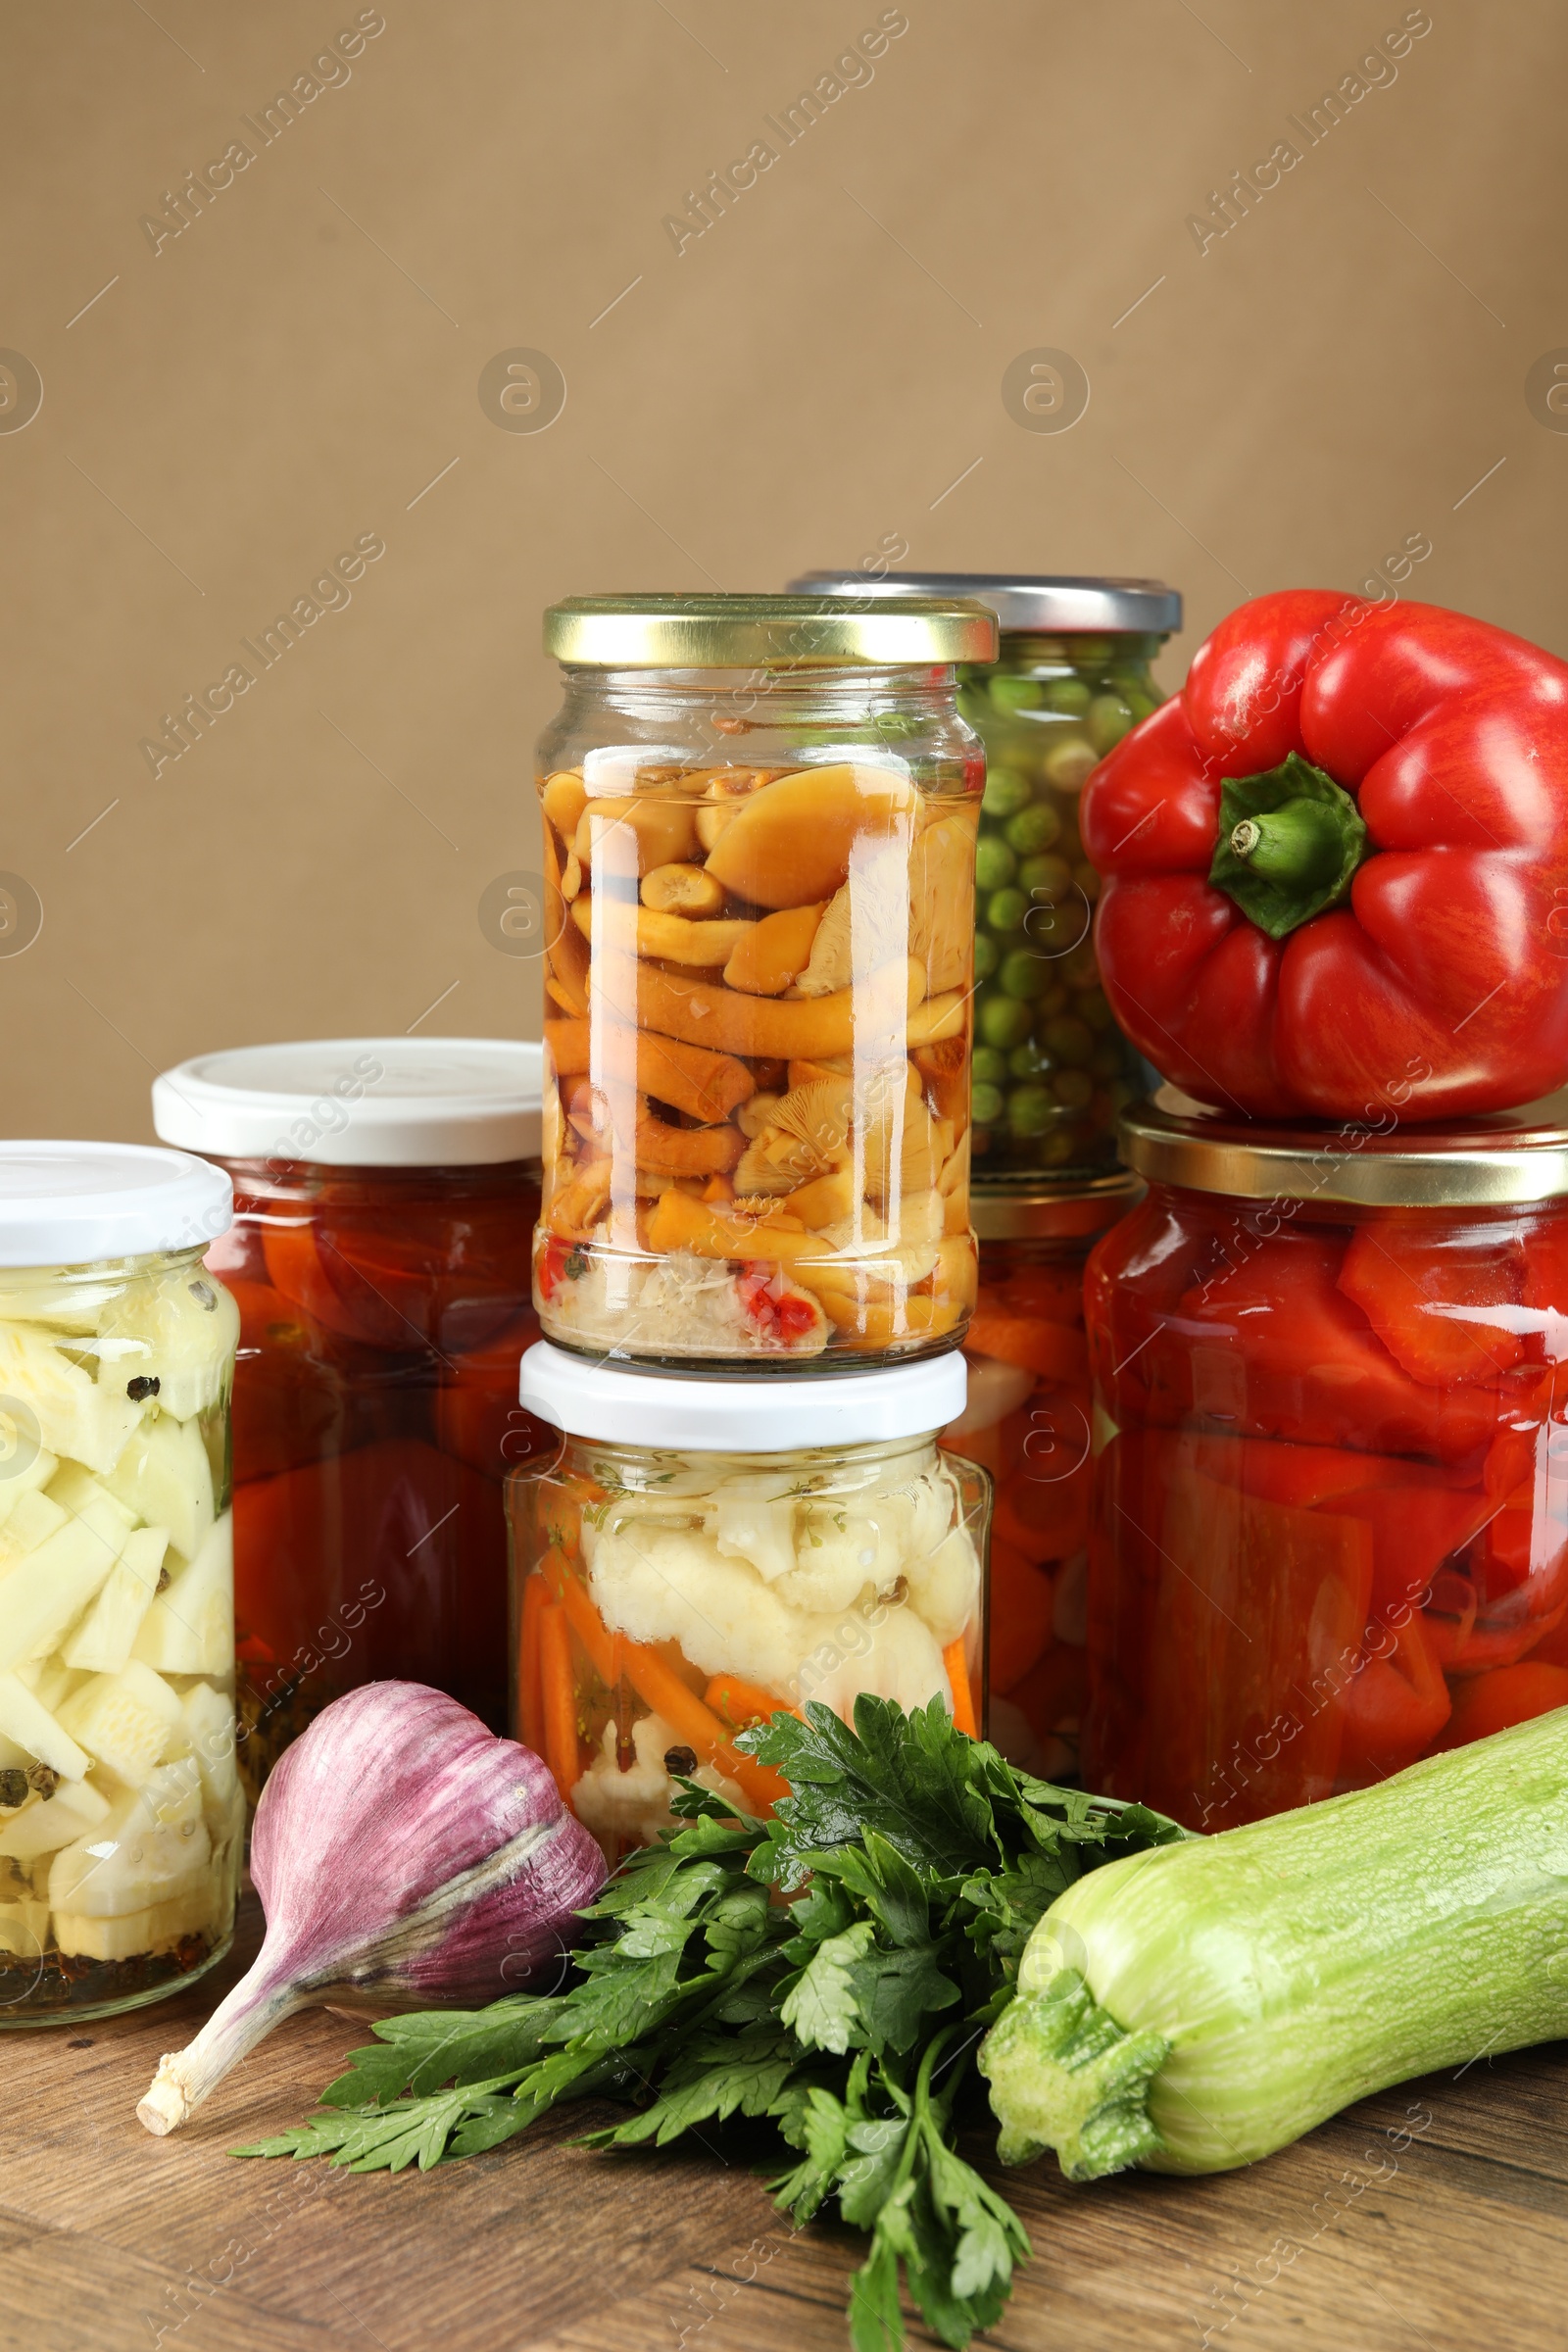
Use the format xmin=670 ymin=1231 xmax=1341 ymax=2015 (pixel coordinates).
xmin=987 ymin=886 xmax=1028 ymax=934
xmin=999 ymin=948 xmax=1051 ymax=1002
xmin=1039 ymin=1130 xmax=1076 ymax=1168
xmin=1061 ymin=943 xmax=1102 ymax=991
xmin=1041 ymin=1013 xmax=1095 ymax=1068
xmin=1018 ymin=853 xmax=1073 ymax=900
xmin=989 ymin=674 xmax=1045 ymax=712
xmin=1074 ymin=859 xmax=1102 ymax=904
xmin=1091 ymin=1037 xmax=1127 ymax=1079
xmin=981 ymin=767 xmax=1033 ymax=819
xmin=978 ymin=995 xmax=1034 ymax=1051
xmin=1040 ymin=677 xmax=1093 ymax=715
xmin=1087 ymin=693 xmax=1135 ymax=755
xmin=1004 ymin=803 xmax=1061 ymax=857
xmin=1053 ymin=1069 xmax=1095 ymax=1110
xmin=972 ymin=1046 xmax=1010 ymax=1088
xmin=971 ymin=1081 xmax=1006 ymax=1126
xmin=1007 ymin=1083 xmax=1058 ymax=1138
xmin=1042 ymin=736 xmax=1099 ymax=793
xmin=1007 ymin=1039 xmax=1054 ymax=1081
xmin=1034 ymin=982 xmax=1071 ymax=1022
xmin=1125 ymin=688 xmax=1158 ymax=723
xmin=974 ymin=836 xmax=1018 ymax=893
xmin=972 ymin=933 xmax=1000 ymax=984
xmin=957 ymin=683 xmax=992 ymax=729
xmin=1078 ymin=986 xmax=1115 ymax=1030
xmin=1066 ymin=637 xmax=1114 ymax=667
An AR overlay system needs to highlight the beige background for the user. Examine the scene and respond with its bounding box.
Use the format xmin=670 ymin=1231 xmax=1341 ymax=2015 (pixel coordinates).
xmin=3 ymin=0 xmax=1564 ymax=1141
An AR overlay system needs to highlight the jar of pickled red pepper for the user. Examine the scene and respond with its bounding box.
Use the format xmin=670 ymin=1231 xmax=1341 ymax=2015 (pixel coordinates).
xmin=1084 ymin=1089 xmax=1568 ymax=1832
xmin=790 ymin=572 xmax=1181 ymax=1181
xmin=0 ymin=1143 xmax=241 ymax=2025
xmin=153 ymin=1040 xmax=546 ymax=1787
xmin=534 ymin=593 xmax=997 ymax=1368
xmin=508 ymin=1346 xmax=988 ymax=1857
xmin=941 ymin=1177 xmax=1138 ymax=1780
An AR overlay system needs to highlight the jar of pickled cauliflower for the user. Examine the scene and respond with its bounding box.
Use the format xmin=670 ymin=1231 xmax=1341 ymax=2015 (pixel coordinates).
xmin=508 ymin=1346 xmax=988 ymax=1855
xmin=0 ymin=1143 xmax=241 ymax=2025
xmin=790 ymin=572 xmax=1181 ymax=1182
xmin=153 ymin=1039 xmax=546 ymax=1788
xmin=940 ymin=1176 xmax=1138 ymax=1779
xmin=1085 ymin=1090 xmax=1568 ymax=1833
xmin=534 ymin=593 xmax=997 ymax=1367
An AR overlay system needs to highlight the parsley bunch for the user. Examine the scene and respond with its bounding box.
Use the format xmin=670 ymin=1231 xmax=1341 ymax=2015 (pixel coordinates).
xmin=238 ymin=1697 xmax=1181 ymax=2349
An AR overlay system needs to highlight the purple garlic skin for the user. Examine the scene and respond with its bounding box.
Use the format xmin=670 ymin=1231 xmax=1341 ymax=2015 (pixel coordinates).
xmin=137 ymin=1682 xmax=605 ymax=2136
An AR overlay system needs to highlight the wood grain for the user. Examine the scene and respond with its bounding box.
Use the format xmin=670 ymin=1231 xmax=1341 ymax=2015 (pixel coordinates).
xmin=4 ymin=1894 xmax=1566 ymax=2352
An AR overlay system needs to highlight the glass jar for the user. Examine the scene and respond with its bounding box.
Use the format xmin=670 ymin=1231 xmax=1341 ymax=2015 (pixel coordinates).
xmin=941 ymin=1177 xmax=1138 ymax=1780
xmin=534 ymin=593 xmax=997 ymax=1368
xmin=154 ymin=1040 xmax=546 ymax=1789
xmin=790 ymin=572 xmax=1181 ymax=1181
xmin=508 ymin=1347 xmax=988 ymax=1858
xmin=0 ymin=1143 xmax=240 ymax=2026
xmin=1083 ymin=1090 xmax=1568 ymax=1833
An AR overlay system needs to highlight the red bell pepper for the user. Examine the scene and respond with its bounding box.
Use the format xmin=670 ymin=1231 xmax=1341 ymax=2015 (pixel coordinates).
xmin=1434 ymin=1660 xmax=1568 ymax=1745
xmin=1081 ymin=591 xmax=1568 ymax=1119
xmin=433 ymin=1311 xmax=549 ymax=1482
xmin=1339 ymin=1609 xmax=1451 ymax=1786
xmin=1338 ymin=1217 xmax=1526 ymax=1389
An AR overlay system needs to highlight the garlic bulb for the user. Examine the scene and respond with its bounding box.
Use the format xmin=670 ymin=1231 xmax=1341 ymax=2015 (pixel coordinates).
xmin=137 ymin=1681 xmax=604 ymax=2135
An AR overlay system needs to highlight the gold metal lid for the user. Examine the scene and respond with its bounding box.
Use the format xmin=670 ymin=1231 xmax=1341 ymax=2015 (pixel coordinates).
xmin=971 ymin=1173 xmax=1142 ymax=1241
xmin=544 ymin=594 xmax=999 ymax=670
xmin=1121 ymin=1088 xmax=1568 ymax=1209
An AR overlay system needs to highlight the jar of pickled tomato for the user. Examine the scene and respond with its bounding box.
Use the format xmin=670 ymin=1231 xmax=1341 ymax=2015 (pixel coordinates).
xmin=790 ymin=572 xmax=1181 ymax=1181
xmin=941 ymin=1177 xmax=1139 ymax=1781
xmin=1084 ymin=1090 xmax=1568 ymax=1831
xmin=534 ymin=592 xmax=997 ymax=1368
xmin=508 ymin=1346 xmax=988 ymax=1858
xmin=0 ymin=1143 xmax=241 ymax=2024
xmin=153 ymin=1040 xmax=546 ymax=1788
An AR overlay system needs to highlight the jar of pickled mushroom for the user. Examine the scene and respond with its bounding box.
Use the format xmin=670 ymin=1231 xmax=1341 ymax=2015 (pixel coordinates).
xmin=153 ymin=1039 xmax=546 ymax=1788
xmin=0 ymin=1142 xmax=241 ymax=2025
xmin=534 ymin=592 xmax=997 ymax=1367
xmin=790 ymin=571 xmax=1181 ymax=1181
xmin=1083 ymin=1089 xmax=1568 ymax=1833
xmin=941 ymin=1176 xmax=1138 ymax=1781
xmin=509 ymin=1345 xmax=988 ymax=1857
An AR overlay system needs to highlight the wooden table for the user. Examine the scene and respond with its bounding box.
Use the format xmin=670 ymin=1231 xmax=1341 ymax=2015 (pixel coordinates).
xmin=6 ymin=1893 xmax=1567 ymax=2352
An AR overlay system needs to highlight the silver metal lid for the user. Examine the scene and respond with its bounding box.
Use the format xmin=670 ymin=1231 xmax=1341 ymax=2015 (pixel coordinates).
xmin=787 ymin=571 xmax=1182 ymax=638
xmin=1121 ymin=1088 xmax=1568 ymax=1210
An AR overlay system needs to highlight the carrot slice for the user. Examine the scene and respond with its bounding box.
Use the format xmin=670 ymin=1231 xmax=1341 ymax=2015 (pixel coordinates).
xmin=541 ymin=1548 xmax=622 ymax=1687
xmin=621 ymin=1643 xmax=788 ymax=1812
xmin=705 ymin=1673 xmax=803 ymax=1730
xmin=944 ymin=1638 xmax=978 ymax=1738
xmin=538 ymin=1603 xmax=581 ymax=1798
xmin=965 ymin=1310 xmax=1088 ymax=1386
xmin=518 ymin=1571 xmax=548 ymax=1755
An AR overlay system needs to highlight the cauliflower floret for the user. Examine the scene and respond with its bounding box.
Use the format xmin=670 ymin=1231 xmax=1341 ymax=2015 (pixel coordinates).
xmin=795 ymin=1597 xmax=951 ymax=1717
xmin=905 ymin=1525 xmax=981 ymax=1646
xmin=584 ymin=1520 xmax=818 ymax=1693
xmin=712 ymin=1476 xmax=800 ymax=1583
xmin=570 ymin=1710 xmax=744 ymax=1856
xmin=771 ymin=1498 xmax=906 ymax=1615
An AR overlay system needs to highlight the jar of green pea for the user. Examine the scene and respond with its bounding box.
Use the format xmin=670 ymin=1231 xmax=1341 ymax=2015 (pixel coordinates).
xmin=788 ymin=572 xmax=1181 ymax=1179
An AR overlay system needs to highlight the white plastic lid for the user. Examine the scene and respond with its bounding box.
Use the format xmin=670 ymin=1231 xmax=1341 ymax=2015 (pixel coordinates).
xmin=0 ymin=1142 xmax=232 ymax=1267
xmin=519 ymin=1341 xmax=966 ymax=1451
xmin=151 ymin=1038 xmax=544 ymax=1167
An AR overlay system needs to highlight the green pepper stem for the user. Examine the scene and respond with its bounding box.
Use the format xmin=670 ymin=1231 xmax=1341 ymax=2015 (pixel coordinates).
xmin=1228 ymin=799 xmax=1349 ymax=891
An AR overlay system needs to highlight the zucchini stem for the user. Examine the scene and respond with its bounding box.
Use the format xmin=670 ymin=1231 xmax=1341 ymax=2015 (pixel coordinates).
xmin=978 ymin=1970 xmax=1171 ymax=2180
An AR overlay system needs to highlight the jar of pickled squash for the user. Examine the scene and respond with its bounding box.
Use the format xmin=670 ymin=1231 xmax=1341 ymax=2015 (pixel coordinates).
xmin=790 ymin=571 xmax=1181 ymax=1181
xmin=1084 ymin=1090 xmax=1568 ymax=1833
xmin=534 ymin=593 xmax=997 ymax=1368
xmin=941 ymin=1177 xmax=1138 ymax=1780
xmin=509 ymin=1345 xmax=987 ymax=1855
xmin=153 ymin=1039 xmax=546 ymax=1786
xmin=0 ymin=1143 xmax=241 ymax=2025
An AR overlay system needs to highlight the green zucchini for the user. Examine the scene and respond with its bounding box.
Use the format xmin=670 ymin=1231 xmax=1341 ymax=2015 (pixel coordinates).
xmin=979 ymin=1713 xmax=1568 ymax=2180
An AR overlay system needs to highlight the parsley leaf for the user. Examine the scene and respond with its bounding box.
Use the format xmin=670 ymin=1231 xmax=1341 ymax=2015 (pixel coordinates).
xmin=239 ymin=1697 xmax=1187 ymax=2346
